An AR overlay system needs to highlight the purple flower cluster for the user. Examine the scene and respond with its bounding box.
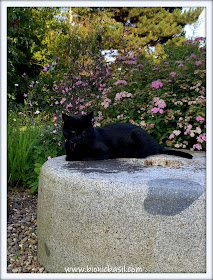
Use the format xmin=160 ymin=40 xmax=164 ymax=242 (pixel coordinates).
xmin=151 ymin=97 xmax=166 ymax=114
xmin=151 ymin=80 xmax=163 ymax=89
xmin=114 ymin=80 xmax=127 ymax=86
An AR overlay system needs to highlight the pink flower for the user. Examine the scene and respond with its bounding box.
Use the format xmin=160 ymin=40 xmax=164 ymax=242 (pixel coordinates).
xmin=117 ymin=56 xmax=126 ymax=61
xmin=153 ymin=97 xmax=166 ymax=109
xmin=101 ymin=98 xmax=111 ymax=108
xmin=79 ymin=105 xmax=85 ymax=110
xmin=75 ymin=81 xmax=83 ymax=86
xmin=158 ymin=100 xmax=166 ymax=109
xmin=196 ymin=116 xmax=205 ymax=122
xmin=190 ymin=54 xmax=196 ymax=58
xmin=151 ymin=107 xmax=159 ymax=113
xmin=60 ymin=97 xmax=66 ymax=104
xmin=129 ymin=54 xmax=137 ymax=60
xmin=126 ymin=60 xmax=137 ymax=65
xmin=159 ymin=109 xmax=164 ymax=114
xmin=197 ymin=135 xmax=203 ymax=143
xmin=173 ymin=130 xmax=181 ymax=136
xmin=197 ymin=133 xmax=206 ymax=143
xmin=193 ymin=144 xmax=202 ymax=150
xmin=114 ymin=80 xmax=127 ymax=85
xmin=202 ymin=133 xmax=206 ymax=141
xmin=151 ymin=80 xmax=163 ymax=89
xmin=194 ymin=37 xmax=205 ymax=41
xmin=58 ymin=142 xmax=61 ymax=146
xmin=195 ymin=61 xmax=202 ymax=66
xmin=52 ymin=130 xmax=57 ymax=134
xmin=66 ymin=103 xmax=72 ymax=108
xmin=170 ymin=72 xmax=176 ymax=77
xmin=137 ymin=64 xmax=144 ymax=68
xmin=152 ymin=97 xmax=160 ymax=103
xmin=48 ymin=156 xmax=51 ymax=160
xmin=183 ymin=39 xmax=193 ymax=44
xmin=115 ymin=93 xmax=122 ymax=100
xmin=43 ymin=66 xmax=48 ymax=71
xmin=169 ymin=134 xmax=175 ymax=140
xmin=55 ymin=101 xmax=59 ymax=105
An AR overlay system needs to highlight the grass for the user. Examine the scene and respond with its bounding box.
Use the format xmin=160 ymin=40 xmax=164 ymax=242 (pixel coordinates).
xmin=7 ymin=124 xmax=40 ymax=188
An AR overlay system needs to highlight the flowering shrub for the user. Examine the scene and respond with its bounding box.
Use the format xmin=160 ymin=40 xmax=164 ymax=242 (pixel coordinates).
xmin=20 ymin=37 xmax=206 ymax=154
xmin=89 ymin=37 xmax=206 ymax=151
xmin=10 ymin=37 xmax=205 ymax=179
xmin=8 ymin=36 xmax=206 ymax=192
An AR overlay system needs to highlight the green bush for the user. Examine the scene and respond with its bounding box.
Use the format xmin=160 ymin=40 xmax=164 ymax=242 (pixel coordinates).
xmin=8 ymin=113 xmax=64 ymax=192
xmin=8 ymin=37 xmax=206 ymax=192
xmin=94 ymin=38 xmax=206 ymax=151
xmin=24 ymin=37 xmax=205 ymax=151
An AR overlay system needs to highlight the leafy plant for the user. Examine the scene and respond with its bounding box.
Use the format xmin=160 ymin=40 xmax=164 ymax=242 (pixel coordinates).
xmin=7 ymin=21 xmax=206 ymax=193
xmin=7 ymin=124 xmax=38 ymax=188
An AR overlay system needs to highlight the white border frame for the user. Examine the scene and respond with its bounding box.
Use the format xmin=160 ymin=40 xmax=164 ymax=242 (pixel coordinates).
xmin=1 ymin=1 xmax=212 ymax=280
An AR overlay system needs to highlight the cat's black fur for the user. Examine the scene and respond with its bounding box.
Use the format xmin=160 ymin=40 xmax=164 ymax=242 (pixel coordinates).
xmin=62 ymin=112 xmax=193 ymax=161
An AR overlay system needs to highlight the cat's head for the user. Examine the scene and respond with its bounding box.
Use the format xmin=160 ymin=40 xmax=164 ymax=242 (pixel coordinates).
xmin=62 ymin=112 xmax=94 ymax=142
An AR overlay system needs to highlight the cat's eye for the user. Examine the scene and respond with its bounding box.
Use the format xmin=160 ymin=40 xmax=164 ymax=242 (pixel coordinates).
xmin=71 ymin=131 xmax=76 ymax=134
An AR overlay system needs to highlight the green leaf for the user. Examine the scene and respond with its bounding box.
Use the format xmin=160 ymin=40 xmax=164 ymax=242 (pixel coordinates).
xmin=29 ymin=184 xmax=38 ymax=193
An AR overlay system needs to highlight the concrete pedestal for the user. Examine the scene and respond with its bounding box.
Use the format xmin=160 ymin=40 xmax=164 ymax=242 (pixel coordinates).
xmin=37 ymin=152 xmax=205 ymax=273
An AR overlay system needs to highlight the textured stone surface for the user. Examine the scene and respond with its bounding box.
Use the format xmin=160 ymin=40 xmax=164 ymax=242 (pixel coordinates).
xmin=37 ymin=151 xmax=206 ymax=273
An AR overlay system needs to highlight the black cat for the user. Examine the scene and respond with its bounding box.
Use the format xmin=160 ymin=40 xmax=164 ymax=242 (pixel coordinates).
xmin=62 ymin=112 xmax=193 ymax=161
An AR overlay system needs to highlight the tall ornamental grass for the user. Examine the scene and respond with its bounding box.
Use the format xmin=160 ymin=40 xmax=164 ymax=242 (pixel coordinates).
xmin=8 ymin=113 xmax=64 ymax=192
xmin=8 ymin=124 xmax=38 ymax=188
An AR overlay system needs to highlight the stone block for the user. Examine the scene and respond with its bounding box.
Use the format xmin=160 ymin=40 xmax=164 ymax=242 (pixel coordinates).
xmin=37 ymin=151 xmax=205 ymax=273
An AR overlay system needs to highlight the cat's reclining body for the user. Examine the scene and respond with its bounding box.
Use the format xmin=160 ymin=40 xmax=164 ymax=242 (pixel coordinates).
xmin=62 ymin=112 xmax=193 ymax=161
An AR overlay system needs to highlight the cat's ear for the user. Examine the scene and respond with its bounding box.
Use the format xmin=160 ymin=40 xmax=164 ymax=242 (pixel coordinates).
xmin=87 ymin=111 xmax=94 ymax=122
xmin=62 ymin=113 xmax=69 ymax=122
xmin=82 ymin=112 xmax=93 ymax=123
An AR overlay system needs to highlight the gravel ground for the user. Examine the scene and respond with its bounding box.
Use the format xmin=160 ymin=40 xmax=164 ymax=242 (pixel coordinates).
xmin=7 ymin=190 xmax=47 ymax=273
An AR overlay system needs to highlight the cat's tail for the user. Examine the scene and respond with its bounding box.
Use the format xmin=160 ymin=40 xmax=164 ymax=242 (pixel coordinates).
xmin=161 ymin=148 xmax=193 ymax=159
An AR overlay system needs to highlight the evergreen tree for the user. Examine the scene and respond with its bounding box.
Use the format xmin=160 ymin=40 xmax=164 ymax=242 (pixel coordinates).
xmin=72 ymin=7 xmax=203 ymax=52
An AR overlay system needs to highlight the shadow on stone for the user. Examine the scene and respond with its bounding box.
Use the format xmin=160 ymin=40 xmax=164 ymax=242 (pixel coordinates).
xmin=144 ymin=179 xmax=205 ymax=216
xmin=65 ymin=159 xmax=147 ymax=174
